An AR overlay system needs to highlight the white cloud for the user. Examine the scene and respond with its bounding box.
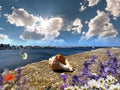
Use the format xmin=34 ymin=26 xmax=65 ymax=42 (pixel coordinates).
xmin=63 ymin=18 xmax=83 ymax=34
xmin=85 ymin=10 xmax=118 ymax=39
xmin=88 ymin=0 xmax=100 ymax=7
xmin=5 ymin=8 xmax=83 ymax=45
xmin=0 ymin=34 xmax=9 ymax=40
xmin=98 ymin=23 xmax=117 ymax=38
xmin=5 ymin=8 xmax=63 ymax=40
xmin=62 ymin=21 xmax=73 ymax=31
xmin=19 ymin=31 xmax=44 ymax=40
xmin=105 ymin=0 xmax=120 ymax=17
xmin=4 ymin=7 xmax=35 ymax=27
xmin=0 ymin=31 xmax=12 ymax=44
xmin=51 ymin=39 xmax=65 ymax=45
xmin=79 ymin=5 xmax=86 ymax=12
xmin=0 ymin=34 xmax=12 ymax=44
xmin=23 ymin=16 xmax=63 ymax=40
xmin=5 ymin=7 xmax=83 ymax=41
xmin=72 ymin=18 xmax=83 ymax=34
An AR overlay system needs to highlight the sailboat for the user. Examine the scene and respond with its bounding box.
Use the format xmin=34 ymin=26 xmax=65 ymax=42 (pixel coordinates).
xmin=92 ymin=46 xmax=95 ymax=49
xmin=92 ymin=42 xmax=95 ymax=49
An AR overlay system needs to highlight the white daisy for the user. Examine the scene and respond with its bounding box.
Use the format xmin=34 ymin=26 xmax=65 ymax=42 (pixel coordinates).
xmin=74 ymin=86 xmax=80 ymax=90
xmin=108 ymin=83 xmax=120 ymax=90
xmin=106 ymin=75 xmax=117 ymax=84
xmin=80 ymin=85 xmax=88 ymax=90
xmin=100 ymin=86 xmax=106 ymax=90
xmin=64 ymin=86 xmax=74 ymax=90
xmin=88 ymin=79 xmax=100 ymax=89
xmin=11 ymin=85 xmax=18 ymax=90
xmin=98 ymin=77 xmax=105 ymax=86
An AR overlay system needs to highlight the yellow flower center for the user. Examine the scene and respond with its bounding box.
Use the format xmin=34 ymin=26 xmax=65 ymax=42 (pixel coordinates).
xmin=108 ymin=79 xmax=111 ymax=83
xmin=92 ymin=86 xmax=97 ymax=89
xmin=74 ymin=88 xmax=79 ymax=90
xmin=114 ymin=88 xmax=118 ymax=90
xmin=82 ymin=88 xmax=87 ymax=90
xmin=100 ymin=80 xmax=103 ymax=83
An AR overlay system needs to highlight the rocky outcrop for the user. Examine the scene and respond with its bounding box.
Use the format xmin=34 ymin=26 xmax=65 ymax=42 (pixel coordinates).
xmin=12 ymin=48 xmax=120 ymax=90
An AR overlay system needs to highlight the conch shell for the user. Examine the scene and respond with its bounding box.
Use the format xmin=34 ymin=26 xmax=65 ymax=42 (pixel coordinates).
xmin=49 ymin=54 xmax=73 ymax=71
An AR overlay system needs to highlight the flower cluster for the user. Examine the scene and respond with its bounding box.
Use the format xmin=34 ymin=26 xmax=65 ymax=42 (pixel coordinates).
xmin=60 ymin=50 xmax=120 ymax=90
xmin=0 ymin=67 xmax=27 ymax=90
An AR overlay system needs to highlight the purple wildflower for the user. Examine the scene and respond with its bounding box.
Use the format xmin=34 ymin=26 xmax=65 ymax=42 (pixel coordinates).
xmin=81 ymin=67 xmax=91 ymax=76
xmin=84 ymin=61 xmax=91 ymax=68
xmin=22 ymin=77 xmax=27 ymax=85
xmin=80 ymin=80 xmax=85 ymax=86
xmin=60 ymin=73 xmax=68 ymax=83
xmin=78 ymin=73 xmax=89 ymax=86
xmin=59 ymin=50 xmax=120 ymax=89
xmin=104 ymin=61 xmax=109 ymax=66
xmin=101 ymin=72 xmax=107 ymax=78
xmin=0 ymin=85 xmax=4 ymax=90
xmin=110 ymin=54 xmax=116 ymax=61
xmin=16 ymin=67 xmax=22 ymax=85
xmin=70 ymin=75 xmax=80 ymax=86
xmin=116 ymin=69 xmax=120 ymax=74
xmin=16 ymin=74 xmax=21 ymax=85
xmin=21 ymin=77 xmax=27 ymax=90
xmin=97 ymin=62 xmax=108 ymax=78
xmin=104 ymin=84 xmax=109 ymax=89
xmin=60 ymin=83 xmax=67 ymax=90
xmin=117 ymin=62 xmax=120 ymax=67
xmin=89 ymin=74 xmax=99 ymax=81
xmin=91 ymin=55 xmax=97 ymax=63
xmin=98 ymin=62 xmax=104 ymax=73
xmin=112 ymin=63 xmax=118 ymax=69
xmin=17 ymin=67 xmax=21 ymax=75
xmin=111 ymin=68 xmax=116 ymax=76
xmin=104 ymin=67 xmax=111 ymax=73
xmin=87 ymin=55 xmax=97 ymax=65
xmin=106 ymin=50 xmax=112 ymax=57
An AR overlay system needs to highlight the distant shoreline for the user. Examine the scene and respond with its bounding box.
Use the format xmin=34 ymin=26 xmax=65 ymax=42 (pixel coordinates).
xmin=0 ymin=44 xmax=120 ymax=50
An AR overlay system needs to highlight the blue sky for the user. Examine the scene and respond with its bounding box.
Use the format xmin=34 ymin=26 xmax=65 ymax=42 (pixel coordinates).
xmin=0 ymin=0 xmax=120 ymax=46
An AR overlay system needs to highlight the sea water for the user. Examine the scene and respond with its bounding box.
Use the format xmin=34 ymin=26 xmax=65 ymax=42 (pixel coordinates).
xmin=0 ymin=47 xmax=100 ymax=73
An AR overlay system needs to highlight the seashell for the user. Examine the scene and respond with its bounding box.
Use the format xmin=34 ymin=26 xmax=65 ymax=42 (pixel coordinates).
xmin=56 ymin=54 xmax=66 ymax=65
xmin=49 ymin=54 xmax=73 ymax=72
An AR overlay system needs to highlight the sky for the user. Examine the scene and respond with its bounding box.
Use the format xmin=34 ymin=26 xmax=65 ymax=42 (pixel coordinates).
xmin=0 ymin=0 xmax=120 ymax=46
